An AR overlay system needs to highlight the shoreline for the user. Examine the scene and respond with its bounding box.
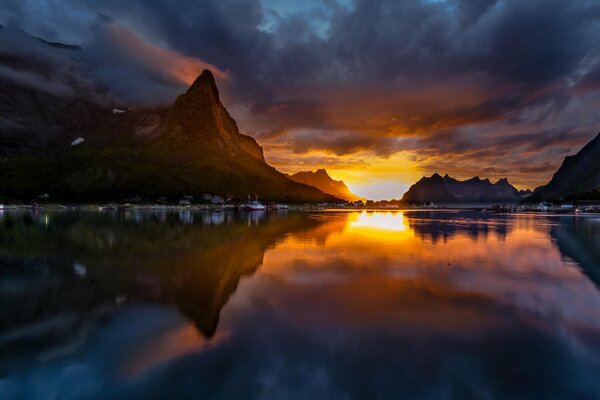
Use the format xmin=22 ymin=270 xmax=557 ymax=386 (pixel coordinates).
xmin=1 ymin=203 xmax=599 ymax=215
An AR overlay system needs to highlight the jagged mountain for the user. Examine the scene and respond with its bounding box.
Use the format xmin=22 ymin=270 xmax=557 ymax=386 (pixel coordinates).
xmin=402 ymin=174 xmax=528 ymax=203
xmin=528 ymin=132 xmax=600 ymax=201
xmin=288 ymin=169 xmax=364 ymax=202
xmin=0 ymin=62 xmax=336 ymax=201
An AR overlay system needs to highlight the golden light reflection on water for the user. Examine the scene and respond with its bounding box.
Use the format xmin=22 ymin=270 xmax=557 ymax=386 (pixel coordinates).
xmin=349 ymin=211 xmax=407 ymax=232
xmin=345 ymin=211 xmax=414 ymax=242
xmin=247 ymin=211 xmax=600 ymax=335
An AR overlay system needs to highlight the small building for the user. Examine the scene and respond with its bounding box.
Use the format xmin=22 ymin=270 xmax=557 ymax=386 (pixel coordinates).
xmin=537 ymin=202 xmax=550 ymax=212
xmin=201 ymin=194 xmax=213 ymax=202
xmin=179 ymin=195 xmax=194 ymax=205
xmin=211 ymin=195 xmax=225 ymax=204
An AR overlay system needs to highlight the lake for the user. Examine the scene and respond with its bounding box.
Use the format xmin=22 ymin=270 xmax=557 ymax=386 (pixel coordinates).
xmin=1 ymin=209 xmax=600 ymax=399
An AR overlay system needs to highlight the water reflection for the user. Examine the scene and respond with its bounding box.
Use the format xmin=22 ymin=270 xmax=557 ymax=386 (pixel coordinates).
xmin=1 ymin=210 xmax=600 ymax=399
xmin=551 ymin=216 xmax=600 ymax=288
xmin=406 ymin=210 xmax=513 ymax=242
xmin=350 ymin=211 xmax=407 ymax=231
xmin=0 ymin=210 xmax=314 ymax=346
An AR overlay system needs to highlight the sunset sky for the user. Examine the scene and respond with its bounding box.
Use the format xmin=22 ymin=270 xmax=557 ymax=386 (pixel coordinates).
xmin=2 ymin=0 xmax=600 ymax=199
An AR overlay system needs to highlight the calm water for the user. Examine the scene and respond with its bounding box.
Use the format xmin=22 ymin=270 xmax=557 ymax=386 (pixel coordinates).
xmin=1 ymin=210 xmax=600 ymax=399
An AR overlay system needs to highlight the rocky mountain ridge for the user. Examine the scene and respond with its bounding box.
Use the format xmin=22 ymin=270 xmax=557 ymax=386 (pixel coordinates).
xmin=528 ymin=132 xmax=600 ymax=201
xmin=288 ymin=169 xmax=363 ymax=202
xmin=0 ymin=49 xmax=336 ymax=202
xmin=402 ymin=174 xmax=529 ymax=203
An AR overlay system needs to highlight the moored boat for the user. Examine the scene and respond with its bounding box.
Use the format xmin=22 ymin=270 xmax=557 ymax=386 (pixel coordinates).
xmin=244 ymin=200 xmax=266 ymax=211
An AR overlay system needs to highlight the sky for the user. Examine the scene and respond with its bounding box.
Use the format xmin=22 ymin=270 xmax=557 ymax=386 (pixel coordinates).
xmin=2 ymin=0 xmax=600 ymax=199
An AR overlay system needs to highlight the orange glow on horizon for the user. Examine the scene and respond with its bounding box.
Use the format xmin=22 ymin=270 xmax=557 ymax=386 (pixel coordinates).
xmin=261 ymin=149 xmax=424 ymax=200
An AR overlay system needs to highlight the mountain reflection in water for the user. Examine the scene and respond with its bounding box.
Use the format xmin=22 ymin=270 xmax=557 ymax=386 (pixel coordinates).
xmin=1 ymin=210 xmax=600 ymax=399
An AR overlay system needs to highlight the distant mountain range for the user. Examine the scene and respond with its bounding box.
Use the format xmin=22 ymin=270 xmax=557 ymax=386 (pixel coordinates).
xmin=0 ymin=33 xmax=337 ymax=202
xmin=403 ymin=131 xmax=600 ymax=204
xmin=402 ymin=174 xmax=531 ymax=204
xmin=288 ymin=169 xmax=363 ymax=202
xmin=528 ymin=132 xmax=600 ymax=201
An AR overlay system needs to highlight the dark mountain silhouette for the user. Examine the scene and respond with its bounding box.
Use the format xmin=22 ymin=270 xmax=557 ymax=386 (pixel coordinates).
xmin=528 ymin=132 xmax=600 ymax=201
xmin=288 ymin=169 xmax=364 ymax=202
xmin=402 ymin=174 xmax=528 ymax=203
xmin=0 ymin=34 xmax=335 ymax=202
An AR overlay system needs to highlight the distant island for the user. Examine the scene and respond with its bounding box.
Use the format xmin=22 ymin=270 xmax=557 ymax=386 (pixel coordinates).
xmin=288 ymin=169 xmax=364 ymax=202
xmin=401 ymin=174 xmax=530 ymax=204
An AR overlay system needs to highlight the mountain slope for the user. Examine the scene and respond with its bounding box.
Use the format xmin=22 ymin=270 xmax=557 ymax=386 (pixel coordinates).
xmin=402 ymin=174 xmax=527 ymax=203
xmin=0 ymin=64 xmax=336 ymax=201
xmin=288 ymin=169 xmax=363 ymax=202
xmin=528 ymin=132 xmax=600 ymax=201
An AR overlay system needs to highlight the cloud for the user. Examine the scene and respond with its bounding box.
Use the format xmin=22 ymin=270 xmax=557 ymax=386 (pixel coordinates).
xmin=102 ymin=23 xmax=228 ymax=86
xmin=0 ymin=15 xmax=228 ymax=105
xmin=81 ymin=21 xmax=229 ymax=103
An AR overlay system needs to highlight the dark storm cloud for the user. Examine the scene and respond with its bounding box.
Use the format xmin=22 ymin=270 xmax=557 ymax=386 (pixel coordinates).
xmin=1 ymin=0 xmax=600 ymax=186
xmin=2 ymin=0 xmax=599 ymax=105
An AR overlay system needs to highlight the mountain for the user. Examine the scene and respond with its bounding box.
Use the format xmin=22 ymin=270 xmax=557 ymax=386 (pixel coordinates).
xmin=288 ymin=169 xmax=364 ymax=202
xmin=0 ymin=37 xmax=336 ymax=202
xmin=402 ymin=174 xmax=528 ymax=203
xmin=528 ymin=132 xmax=600 ymax=201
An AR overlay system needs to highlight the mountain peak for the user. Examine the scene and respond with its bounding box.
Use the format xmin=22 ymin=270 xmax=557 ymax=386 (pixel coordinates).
xmin=289 ymin=169 xmax=363 ymax=202
xmin=315 ymin=169 xmax=331 ymax=178
xmin=403 ymin=173 xmax=525 ymax=203
xmin=528 ymin=131 xmax=600 ymax=201
xmin=187 ymin=69 xmax=220 ymax=100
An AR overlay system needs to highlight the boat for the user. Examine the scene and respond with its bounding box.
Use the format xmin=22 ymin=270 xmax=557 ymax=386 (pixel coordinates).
xmin=244 ymin=200 xmax=266 ymax=211
xmin=243 ymin=195 xmax=266 ymax=211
